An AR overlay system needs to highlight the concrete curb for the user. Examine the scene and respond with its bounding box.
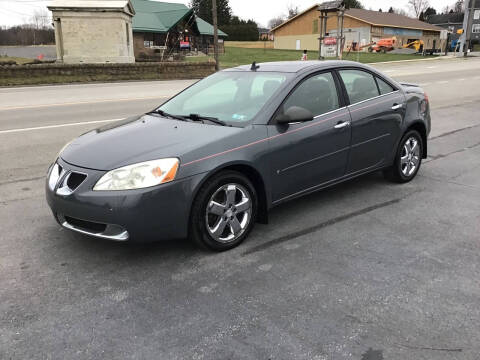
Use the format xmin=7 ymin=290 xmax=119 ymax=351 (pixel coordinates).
xmin=367 ymin=56 xmax=452 ymax=65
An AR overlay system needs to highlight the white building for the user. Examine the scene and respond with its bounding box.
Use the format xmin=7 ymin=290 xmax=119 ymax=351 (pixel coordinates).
xmin=48 ymin=0 xmax=136 ymax=64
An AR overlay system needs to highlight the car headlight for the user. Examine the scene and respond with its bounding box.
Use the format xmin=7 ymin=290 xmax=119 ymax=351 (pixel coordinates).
xmin=93 ymin=158 xmax=180 ymax=191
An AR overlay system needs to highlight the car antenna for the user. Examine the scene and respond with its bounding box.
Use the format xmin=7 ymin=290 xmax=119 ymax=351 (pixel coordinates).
xmin=250 ymin=61 xmax=260 ymax=71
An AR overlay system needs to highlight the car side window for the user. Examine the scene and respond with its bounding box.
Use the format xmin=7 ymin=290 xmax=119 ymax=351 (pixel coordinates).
xmin=283 ymin=72 xmax=340 ymax=117
xmin=376 ymin=77 xmax=396 ymax=95
xmin=339 ymin=69 xmax=380 ymax=105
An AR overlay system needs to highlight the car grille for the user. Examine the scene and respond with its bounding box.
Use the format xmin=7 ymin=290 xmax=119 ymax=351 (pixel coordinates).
xmin=64 ymin=216 xmax=107 ymax=233
xmin=66 ymin=172 xmax=87 ymax=191
xmin=58 ymin=214 xmax=129 ymax=241
xmin=48 ymin=162 xmax=87 ymax=195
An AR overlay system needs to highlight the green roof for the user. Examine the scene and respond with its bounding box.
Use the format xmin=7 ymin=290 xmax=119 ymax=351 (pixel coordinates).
xmin=195 ymin=16 xmax=227 ymax=37
xmin=131 ymin=0 xmax=227 ymax=36
xmin=131 ymin=0 xmax=192 ymax=33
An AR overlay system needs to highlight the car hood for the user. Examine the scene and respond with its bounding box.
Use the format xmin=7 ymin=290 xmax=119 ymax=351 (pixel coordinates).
xmin=60 ymin=115 xmax=242 ymax=171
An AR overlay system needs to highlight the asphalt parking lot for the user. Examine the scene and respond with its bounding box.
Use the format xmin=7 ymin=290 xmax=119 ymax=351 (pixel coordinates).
xmin=1 ymin=57 xmax=480 ymax=359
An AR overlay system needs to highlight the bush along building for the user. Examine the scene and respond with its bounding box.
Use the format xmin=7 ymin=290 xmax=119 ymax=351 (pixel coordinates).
xmin=131 ymin=0 xmax=228 ymax=60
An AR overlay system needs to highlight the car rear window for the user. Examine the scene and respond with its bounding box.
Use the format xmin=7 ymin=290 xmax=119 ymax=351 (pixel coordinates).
xmin=339 ymin=69 xmax=380 ymax=104
xmin=376 ymin=77 xmax=396 ymax=95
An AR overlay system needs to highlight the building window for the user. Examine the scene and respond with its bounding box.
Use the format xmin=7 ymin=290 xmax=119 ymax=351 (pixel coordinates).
xmin=473 ymin=24 xmax=480 ymax=34
xmin=126 ymin=23 xmax=130 ymax=47
xmin=313 ymin=19 xmax=318 ymax=34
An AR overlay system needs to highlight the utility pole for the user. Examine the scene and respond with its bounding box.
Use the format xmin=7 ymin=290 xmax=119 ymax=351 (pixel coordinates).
xmin=212 ymin=0 xmax=219 ymax=71
xmin=464 ymin=0 xmax=475 ymax=57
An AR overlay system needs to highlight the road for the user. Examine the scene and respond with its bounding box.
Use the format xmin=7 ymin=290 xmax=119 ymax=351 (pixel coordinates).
xmin=1 ymin=57 xmax=480 ymax=359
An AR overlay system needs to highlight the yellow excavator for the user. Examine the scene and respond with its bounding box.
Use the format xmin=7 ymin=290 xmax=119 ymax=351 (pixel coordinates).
xmin=403 ymin=40 xmax=424 ymax=52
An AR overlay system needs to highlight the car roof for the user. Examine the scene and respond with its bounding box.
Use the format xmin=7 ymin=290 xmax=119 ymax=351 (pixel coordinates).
xmin=224 ymin=60 xmax=366 ymax=73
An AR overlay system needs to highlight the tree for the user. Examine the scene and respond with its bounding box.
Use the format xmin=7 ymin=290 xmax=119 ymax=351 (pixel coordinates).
xmin=454 ymin=0 xmax=464 ymax=12
xmin=423 ymin=7 xmax=437 ymax=18
xmin=388 ymin=7 xmax=395 ymax=13
xmin=268 ymin=16 xmax=286 ymax=29
xmin=344 ymin=0 xmax=364 ymax=9
xmin=190 ymin=0 xmax=231 ymax=25
xmin=221 ymin=16 xmax=258 ymax=41
xmin=419 ymin=10 xmax=425 ymax=20
xmin=408 ymin=0 xmax=430 ymax=18
xmin=287 ymin=5 xmax=299 ymax=19
xmin=392 ymin=7 xmax=410 ymax=16
xmin=379 ymin=8 xmax=383 ymax=12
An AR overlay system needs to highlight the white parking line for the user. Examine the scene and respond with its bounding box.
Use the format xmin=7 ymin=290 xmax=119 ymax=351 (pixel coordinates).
xmin=0 ymin=95 xmax=169 ymax=111
xmin=436 ymin=80 xmax=449 ymax=84
xmin=0 ymin=118 xmax=122 ymax=134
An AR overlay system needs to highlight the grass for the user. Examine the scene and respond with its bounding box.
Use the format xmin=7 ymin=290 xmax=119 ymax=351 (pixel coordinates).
xmin=185 ymin=46 xmax=436 ymax=69
xmin=0 ymin=56 xmax=34 ymax=65
xmin=224 ymin=41 xmax=274 ymax=49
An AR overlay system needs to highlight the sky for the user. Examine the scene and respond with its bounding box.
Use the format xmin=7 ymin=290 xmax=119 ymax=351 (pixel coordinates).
xmin=0 ymin=0 xmax=459 ymax=28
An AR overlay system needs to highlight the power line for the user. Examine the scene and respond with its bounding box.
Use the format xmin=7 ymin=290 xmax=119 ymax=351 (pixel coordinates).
xmin=0 ymin=5 xmax=50 ymax=17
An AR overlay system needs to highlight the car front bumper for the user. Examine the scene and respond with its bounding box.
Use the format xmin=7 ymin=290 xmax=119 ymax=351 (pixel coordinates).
xmin=46 ymin=158 xmax=205 ymax=242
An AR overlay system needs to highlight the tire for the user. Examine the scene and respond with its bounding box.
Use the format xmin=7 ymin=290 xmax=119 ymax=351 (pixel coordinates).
xmin=384 ymin=130 xmax=423 ymax=183
xmin=190 ymin=171 xmax=257 ymax=251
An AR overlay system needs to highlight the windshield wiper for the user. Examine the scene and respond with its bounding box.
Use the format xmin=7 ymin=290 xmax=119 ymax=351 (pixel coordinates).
xmin=146 ymin=109 xmax=187 ymax=122
xmin=183 ymin=114 xmax=228 ymax=126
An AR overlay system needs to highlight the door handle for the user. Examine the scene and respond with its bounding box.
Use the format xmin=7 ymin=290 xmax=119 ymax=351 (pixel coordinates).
xmin=391 ymin=103 xmax=403 ymax=110
xmin=334 ymin=121 xmax=350 ymax=129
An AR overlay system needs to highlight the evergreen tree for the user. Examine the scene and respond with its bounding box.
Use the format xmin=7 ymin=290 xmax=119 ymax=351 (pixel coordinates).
xmin=423 ymin=7 xmax=437 ymax=18
xmin=343 ymin=0 xmax=364 ymax=9
xmin=388 ymin=7 xmax=395 ymax=13
xmin=190 ymin=0 xmax=232 ymax=25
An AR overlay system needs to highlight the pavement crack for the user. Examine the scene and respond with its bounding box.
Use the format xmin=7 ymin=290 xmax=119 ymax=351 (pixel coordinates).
xmin=417 ymin=174 xmax=480 ymax=191
xmin=429 ymin=123 xmax=480 ymax=141
xmin=0 ymin=176 xmax=45 ymax=186
xmin=394 ymin=343 xmax=462 ymax=352
xmin=426 ymin=140 xmax=480 ymax=162
xmin=243 ymin=194 xmax=414 ymax=255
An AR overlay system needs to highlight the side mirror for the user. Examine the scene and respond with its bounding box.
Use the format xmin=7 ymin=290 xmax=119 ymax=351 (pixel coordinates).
xmin=275 ymin=106 xmax=314 ymax=124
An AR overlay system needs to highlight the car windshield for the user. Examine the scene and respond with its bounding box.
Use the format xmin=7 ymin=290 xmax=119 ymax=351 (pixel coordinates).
xmin=158 ymin=71 xmax=290 ymax=125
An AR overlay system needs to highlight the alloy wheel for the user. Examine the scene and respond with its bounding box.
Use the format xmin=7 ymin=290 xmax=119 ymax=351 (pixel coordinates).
xmin=205 ymin=183 xmax=252 ymax=243
xmin=400 ymin=136 xmax=421 ymax=177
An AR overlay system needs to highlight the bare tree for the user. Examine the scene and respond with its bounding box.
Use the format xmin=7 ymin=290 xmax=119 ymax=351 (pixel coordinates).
xmin=30 ymin=9 xmax=51 ymax=30
xmin=392 ymin=7 xmax=410 ymax=17
xmin=408 ymin=0 xmax=430 ymax=17
xmin=268 ymin=16 xmax=286 ymax=29
xmin=287 ymin=4 xmax=299 ymax=19
xmin=454 ymin=0 xmax=464 ymax=12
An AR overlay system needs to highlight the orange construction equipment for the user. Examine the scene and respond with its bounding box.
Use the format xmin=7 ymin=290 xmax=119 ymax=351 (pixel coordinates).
xmin=368 ymin=37 xmax=397 ymax=53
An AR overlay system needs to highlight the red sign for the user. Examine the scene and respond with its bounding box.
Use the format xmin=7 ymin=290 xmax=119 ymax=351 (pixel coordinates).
xmin=324 ymin=37 xmax=337 ymax=45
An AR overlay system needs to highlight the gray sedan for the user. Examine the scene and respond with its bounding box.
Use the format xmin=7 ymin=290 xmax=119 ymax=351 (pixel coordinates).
xmin=46 ymin=60 xmax=431 ymax=251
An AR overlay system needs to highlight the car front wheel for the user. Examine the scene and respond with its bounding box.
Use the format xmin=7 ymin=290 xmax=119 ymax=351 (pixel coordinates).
xmin=384 ymin=130 xmax=423 ymax=183
xmin=190 ymin=171 xmax=257 ymax=251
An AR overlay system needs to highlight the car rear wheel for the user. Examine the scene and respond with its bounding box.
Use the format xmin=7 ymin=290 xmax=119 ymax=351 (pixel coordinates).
xmin=384 ymin=130 xmax=423 ymax=183
xmin=190 ymin=171 xmax=257 ymax=251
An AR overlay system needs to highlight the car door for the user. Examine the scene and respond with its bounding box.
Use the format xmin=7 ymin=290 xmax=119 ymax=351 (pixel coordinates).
xmin=266 ymin=71 xmax=352 ymax=203
xmin=337 ymin=68 xmax=405 ymax=175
